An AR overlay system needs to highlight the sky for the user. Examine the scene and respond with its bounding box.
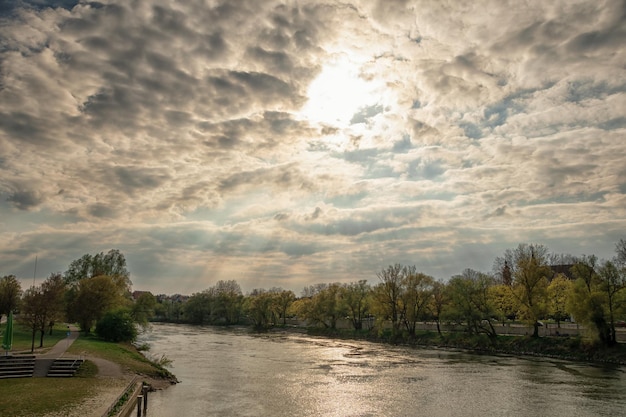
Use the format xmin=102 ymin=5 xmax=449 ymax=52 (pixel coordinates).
xmin=0 ymin=0 xmax=625 ymax=296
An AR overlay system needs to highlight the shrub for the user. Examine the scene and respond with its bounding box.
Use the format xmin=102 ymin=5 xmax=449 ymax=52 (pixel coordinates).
xmin=96 ymin=309 xmax=138 ymax=342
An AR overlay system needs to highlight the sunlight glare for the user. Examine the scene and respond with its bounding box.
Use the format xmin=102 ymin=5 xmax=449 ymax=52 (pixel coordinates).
xmin=300 ymin=57 xmax=382 ymax=127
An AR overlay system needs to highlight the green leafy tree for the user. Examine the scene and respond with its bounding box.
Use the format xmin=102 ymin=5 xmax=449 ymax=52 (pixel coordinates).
xmin=39 ymin=273 xmax=66 ymax=344
xmin=209 ymin=280 xmax=244 ymax=324
xmin=566 ymin=254 xmax=624 ymax=345
xmin=132 ymin=292 xmax=157 ymax=327
xmin=340 ymin=280 xmax=371 ymax=330
xmin=67 ymin=275 xmax=129 ymax=333
xmin=595 ymin=260 xmax=625 ymax=345
xmin=19 ymin=273 xmax=66 ymax=351
xmin=20 ymin=285 xmax=46 ymax=353
xmin=64 ymin=249 xmax=131 ymax=288
xmin=0 ymin=274 xmax=22 ymax=322
xmin=244 ymin=289 xmax=278 ymax=330
xmin=399 ymin=268 xmax=434 ymax=337
xmin=64 ymin=250 xmax=132 ymax=332
xmin=489 ymin=284 xmax=518 ymax=323
xmin=271 ymin=288 xmax=296 ymax=325
xmin=547 ymin=273 xmax=573 ymax=328
xmin=444 ymin=269 xmax=498 ymax=339
xmin=96 ymin=309 xmax=138 ymax=342
xmin=155 ymin=295 xmax=185 ymax=322
xmin=510 ymin=244 xmax=551 ymax=337
xmin=182 ymin=291 xmax=212 ymax=324
xmin=298 ymin=283 xmax=344 ymax=329
xmin=372 ymin=264 xmax=404 ymax=335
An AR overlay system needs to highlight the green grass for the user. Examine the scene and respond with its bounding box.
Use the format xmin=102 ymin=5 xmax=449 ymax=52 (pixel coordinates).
xmin=0 ymin=376 xmax=101 ymax=416
xmin=5 ymin=322 xmax=70 ymax=353
xmin=0 ymin=327 xmax=175 ymax=416
xmin=67 ymin=333 xmax=175 ymax=379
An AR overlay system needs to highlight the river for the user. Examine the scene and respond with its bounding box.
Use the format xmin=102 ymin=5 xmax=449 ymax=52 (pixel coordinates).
xmin=138 ymin=323 xmax=626 ymax=417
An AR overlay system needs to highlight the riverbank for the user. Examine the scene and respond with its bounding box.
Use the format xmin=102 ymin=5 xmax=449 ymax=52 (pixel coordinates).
xmin=302 ymin=327 xmax=626 ymax=366
xmin=0 ymin=328 xmax=177 ymax=417
xmin=65 ymin=336 xmax=178 ymax=417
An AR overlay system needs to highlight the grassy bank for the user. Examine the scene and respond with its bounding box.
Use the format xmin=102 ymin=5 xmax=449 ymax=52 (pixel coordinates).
xmin=67 ymin=333 xmax=175 ymax=379
xmin=6 ymin=322 xmax=71 ymax=353
xmin=0 ymin=359 xmax=100 ymax=416
xmin=0 ymin=327 xmax=176 ymax=417
xmin=305 ymin=327 xmax=626 ymax=365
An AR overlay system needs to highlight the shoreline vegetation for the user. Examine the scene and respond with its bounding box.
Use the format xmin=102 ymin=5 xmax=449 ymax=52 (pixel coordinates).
xmin=297 ymin=325 xmax=626 ymax=366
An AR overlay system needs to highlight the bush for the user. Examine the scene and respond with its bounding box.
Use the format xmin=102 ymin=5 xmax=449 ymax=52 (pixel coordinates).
xmin=96 ymin=309 xmax=138 ymax=342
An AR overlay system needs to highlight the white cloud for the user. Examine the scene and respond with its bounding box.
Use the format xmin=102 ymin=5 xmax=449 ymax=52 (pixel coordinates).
xmin=1 ymin=0 xmax=624 ymax=294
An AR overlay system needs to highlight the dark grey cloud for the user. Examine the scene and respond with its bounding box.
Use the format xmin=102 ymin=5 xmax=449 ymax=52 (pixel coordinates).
xmin=7 ymin=189 xmax=44 ymax=210
xmin=0 ymin=0 xmax=79 ymax=16
xmin=87 ymin=203 xmax=117 ymax=219
xmin=0 ymin=112 xmax=53 ymax=146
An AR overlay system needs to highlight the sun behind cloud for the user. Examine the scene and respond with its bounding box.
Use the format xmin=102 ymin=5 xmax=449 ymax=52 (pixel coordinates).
xmin=299 ymin=55 xmax=383 ymax=127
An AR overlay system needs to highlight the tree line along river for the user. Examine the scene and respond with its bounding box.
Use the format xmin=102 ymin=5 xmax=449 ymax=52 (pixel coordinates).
xmin=138 ymin=323 xmax=626 ymax=417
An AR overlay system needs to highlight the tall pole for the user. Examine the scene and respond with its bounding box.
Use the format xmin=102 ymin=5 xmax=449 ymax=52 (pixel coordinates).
xmin=33 ymin=255 xmax=38 ymax=287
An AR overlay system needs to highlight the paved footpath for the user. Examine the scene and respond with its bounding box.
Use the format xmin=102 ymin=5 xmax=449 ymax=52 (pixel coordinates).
xmin=35 ymin=325 xmax=124 ymax=377
xmin=38 ymin=324 xmax=81 ymax=359
xmin=34 ymin=325 xmax=131 ymax=417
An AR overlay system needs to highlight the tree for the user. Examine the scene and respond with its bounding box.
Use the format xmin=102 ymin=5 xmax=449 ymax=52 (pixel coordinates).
xmin=272 ymin=289 xmax=296 ymax=325
xmin=0 ymin=275 xmax=22 ymax=322
xmin=430 ymin=280 xmax=448 ymax=335
xmin=399 ymin=268 xmax=434 ymax=337
xmin=340 ymin=280 xmax=371 ymax=330
xmin=96 ymin=309 xmax=138 ymax=342
xmin=299 ymin=283 xmax=344 ymax=329
xmin=615 ymin=239 xmax=626 ymax=267
xmin=244 ymin=289 xmax=278 ymax=330
xmin=63 ymin=250 xmax=132 ymax=332
xmin=547 ymin=274 xmax=572 ymax=328
xmin=38 ymin=273 xmax=66 ymax=345
xmin=19 ymin=273 xmax=66 ymax=351
xmin=64 ymin=249 xmax=131 ymax=288
xmin=155 ymin=294 xmax=185 ymax=322
xmin=20 ymin=274 xmax=64 ymax=351
xmin=510 ymin=244 xmax=551 ymax=337
xmin=489 ymin=284 xmax=518 ymax=322
xmin=67 ymin=275 xmax=129 ymax=333
xmin=372 ymin=264 xmax=404 ymax=335
xmin=566 ymin=254 xmax=622 ymax=345
xmin=132 ymin=292 xmax=157 ymax=327
xmin=182 ymin=291 xmax=212 ymax=324
xmin=20 ymin=285 xmax=46 ymax=353
xmin=444 ymin=269 xmax=498 ymax=339
xmin=209 ymin=280 xmax=244 ymax=324
xmin=596 ymin=260 xmax=625 ymax=345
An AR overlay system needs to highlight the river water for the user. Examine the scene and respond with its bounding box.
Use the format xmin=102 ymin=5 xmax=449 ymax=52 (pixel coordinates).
xmin=138 ymin=323 xmax=626 ymax=417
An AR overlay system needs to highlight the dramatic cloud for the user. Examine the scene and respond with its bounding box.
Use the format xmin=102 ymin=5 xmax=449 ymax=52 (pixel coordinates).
xmin=1 ymin=0 xmax=624 ymax=294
